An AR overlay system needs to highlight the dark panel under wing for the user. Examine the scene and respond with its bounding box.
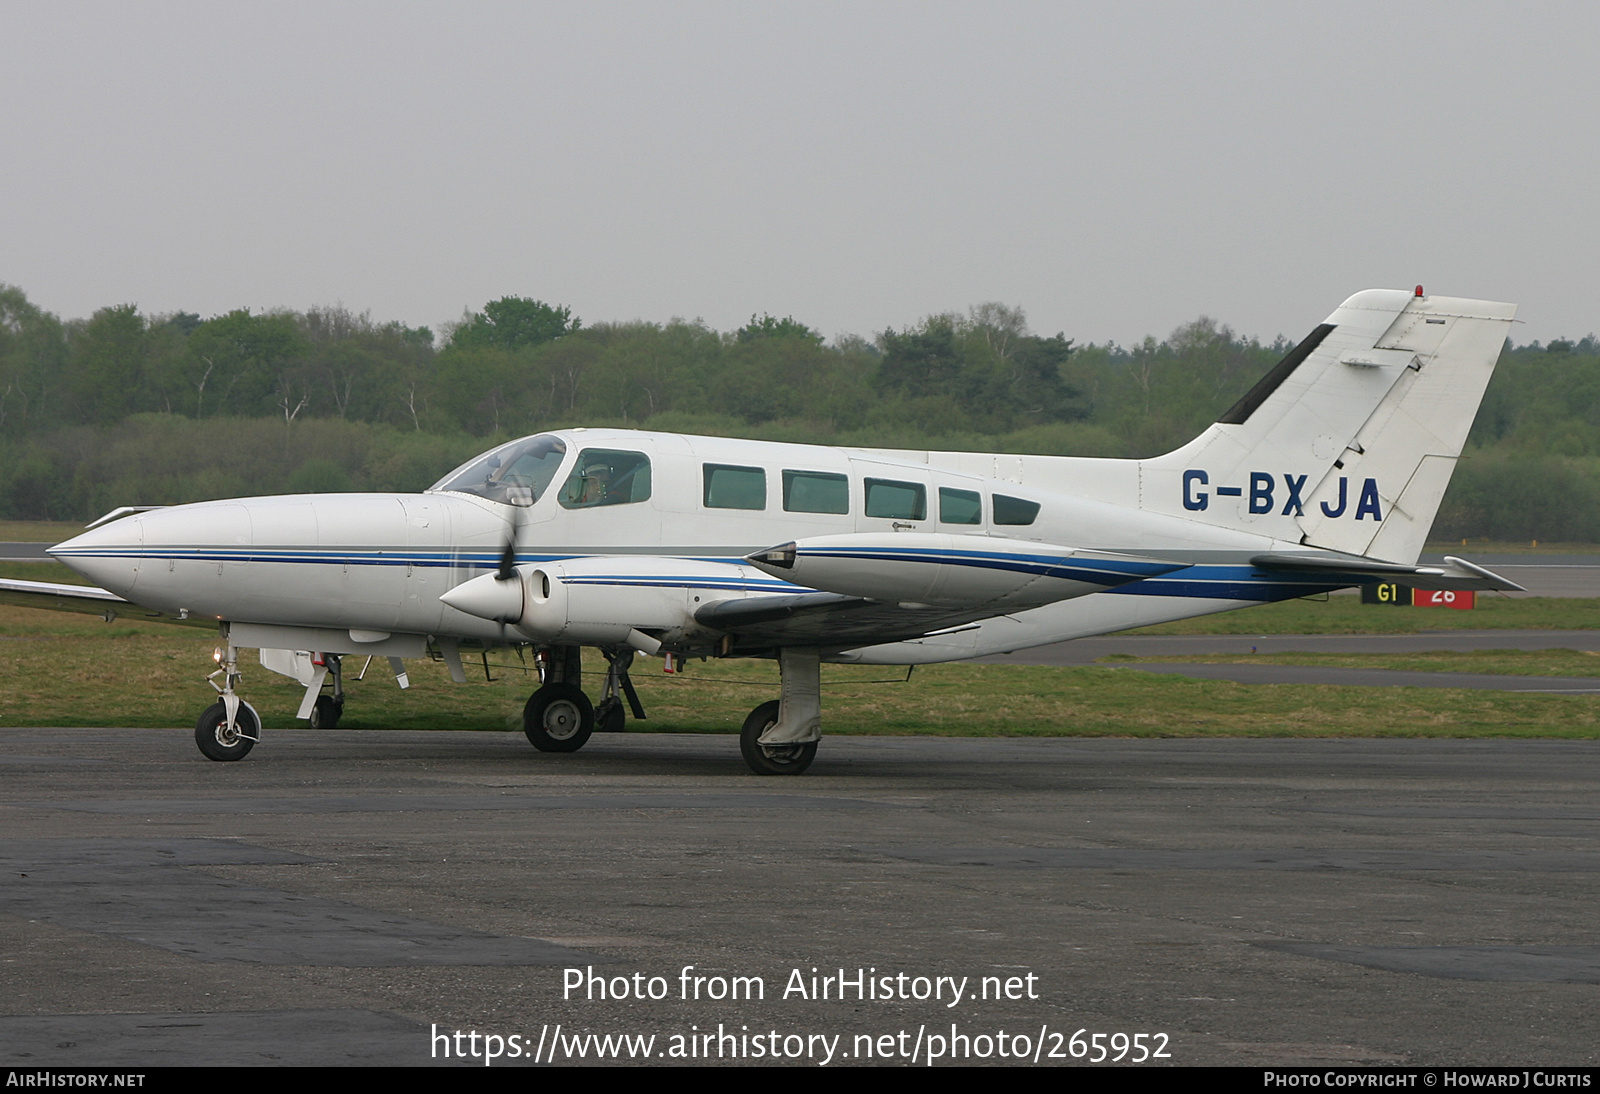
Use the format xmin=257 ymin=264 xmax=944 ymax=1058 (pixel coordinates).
xmin=694 ymin=592 xmax=993 ymax=652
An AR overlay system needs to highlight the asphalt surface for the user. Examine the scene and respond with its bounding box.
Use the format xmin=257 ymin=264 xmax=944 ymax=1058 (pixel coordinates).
xmin=0 ymin=543 xmax=56 ymax=562
xmin=1481 ymin=565 xmax=1600 ymax=598
xmin=3 ymin=728 xmax=1599 ymax=1066
xmin=1419 ymin=553 xmax=1600 ymax=599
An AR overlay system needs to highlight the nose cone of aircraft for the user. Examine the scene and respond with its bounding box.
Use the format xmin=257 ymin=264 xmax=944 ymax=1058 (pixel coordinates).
xmin=440 ymin=570 xmax=525 ymax=624
xmin=48 ymin=518 xmax=143 ymax=596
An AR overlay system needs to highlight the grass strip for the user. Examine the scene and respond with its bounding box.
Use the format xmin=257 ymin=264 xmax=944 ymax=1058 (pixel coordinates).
xmin=3 ymin=608 xmax=1597 ymax=738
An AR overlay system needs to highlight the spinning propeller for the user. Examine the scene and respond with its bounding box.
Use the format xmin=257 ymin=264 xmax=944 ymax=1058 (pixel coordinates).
xmin=496 ymin=534 xmax=518 ymax=584
xmin=490 ymin=521 xmax=523 ymax=637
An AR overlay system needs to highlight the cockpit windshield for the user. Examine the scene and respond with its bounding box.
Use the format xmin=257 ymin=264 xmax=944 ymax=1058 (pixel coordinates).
xmin=430 ymin=434 xmax=569 ymax=507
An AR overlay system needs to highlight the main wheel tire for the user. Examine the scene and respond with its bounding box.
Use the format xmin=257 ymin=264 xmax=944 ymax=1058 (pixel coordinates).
xmin=195 ymin=701 xmax=259 ymax=762
xmin=524 ymin=684 xmax=595 ymax=752
xmin=308 ymin=696 xmax=343 ymax=729
xmin=739 ymin=699 xmax=817 ymax=776
xmin=596 ymin=700 xmax=626 ymax=733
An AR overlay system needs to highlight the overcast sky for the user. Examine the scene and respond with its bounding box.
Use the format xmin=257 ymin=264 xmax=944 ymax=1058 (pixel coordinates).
xmin=3 ymin=1 xmax=1595 ymax=347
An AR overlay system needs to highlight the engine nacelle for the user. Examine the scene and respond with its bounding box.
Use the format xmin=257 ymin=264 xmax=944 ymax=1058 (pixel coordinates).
xmin=441 ymin=556 xmax=779 ymax=649
xmin=745 ymin=532 xmax=1183 ymax=611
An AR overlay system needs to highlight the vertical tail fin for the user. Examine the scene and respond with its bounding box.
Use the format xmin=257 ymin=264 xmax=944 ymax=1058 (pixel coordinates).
xmin=1140 ymin=289 xmax=1516 ymax=563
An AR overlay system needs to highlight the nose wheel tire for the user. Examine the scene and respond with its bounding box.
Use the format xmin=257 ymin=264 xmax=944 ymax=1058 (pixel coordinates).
xmin=524 ymin=684 xmax=595 ymax=752
xmin=195 ymin=702 xmax=259 ymax=762
xmin=740 ymin=700 xmax=817 ymax=776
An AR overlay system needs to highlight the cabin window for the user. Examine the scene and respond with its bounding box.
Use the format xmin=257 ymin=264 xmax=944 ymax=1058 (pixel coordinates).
xmin=431 ymin=434 xmax=568 ymax=507
xmin=782 ymin=470 xmax=849 ymax=514
xmin=559 ymin=449 xmax=653 ymax=508
xmin=864 ymin=478 xmax=926 ymax=521
xmin=939 ymin=487 xmax=982 ymax=525
xmin=703 ymin=464 xmax=767 ymax=510
xmin=992 ymin=494 xmax=1040 ymax=526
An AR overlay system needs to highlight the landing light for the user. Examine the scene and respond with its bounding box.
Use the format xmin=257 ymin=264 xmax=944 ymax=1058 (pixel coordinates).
xmin=746 ymin=543 xmax=797 ymax=569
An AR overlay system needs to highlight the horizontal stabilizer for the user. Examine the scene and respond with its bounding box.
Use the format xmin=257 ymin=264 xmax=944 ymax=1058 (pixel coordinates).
xmin=1247 ymin=553 xmax=1524 ymax=592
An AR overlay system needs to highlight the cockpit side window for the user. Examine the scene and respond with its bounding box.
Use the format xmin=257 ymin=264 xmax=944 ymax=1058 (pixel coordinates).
xmin=992 ymin=494 xmax=1040 ymax=526
xmin=559 ymin=449 xmax=653 ymax=509
xmin=431 ymin=434 xmax=568 ymax=507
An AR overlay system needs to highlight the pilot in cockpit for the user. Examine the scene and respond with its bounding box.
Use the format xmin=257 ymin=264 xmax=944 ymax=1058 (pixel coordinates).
xmin=556 ymin=448 xmax=647 ymax=509
xmin=574 ymin=461 xmax=615 ymax=506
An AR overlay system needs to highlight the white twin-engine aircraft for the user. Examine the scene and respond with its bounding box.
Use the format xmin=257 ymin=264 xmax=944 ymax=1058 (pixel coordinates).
xmin=8 ymin=288 xmax=1522 ymax=775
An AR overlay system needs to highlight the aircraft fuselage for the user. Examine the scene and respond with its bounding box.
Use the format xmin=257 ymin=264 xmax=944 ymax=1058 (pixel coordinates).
xmin=52 ymin=428 xmax=1302 ymax=664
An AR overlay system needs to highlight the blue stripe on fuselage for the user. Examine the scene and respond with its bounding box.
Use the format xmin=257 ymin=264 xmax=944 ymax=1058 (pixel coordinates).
xmin=49 ymin=546 xmax=1354 ymax=601
xmin=796 ymin=546 xmax=1179 ymax=587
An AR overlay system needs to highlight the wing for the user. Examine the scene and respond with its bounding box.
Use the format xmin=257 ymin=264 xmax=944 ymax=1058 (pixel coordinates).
xmin=710 ymin=531 xmax=1189 ymax=652
xmin=0 ymin=577 xmax=216 ymax=628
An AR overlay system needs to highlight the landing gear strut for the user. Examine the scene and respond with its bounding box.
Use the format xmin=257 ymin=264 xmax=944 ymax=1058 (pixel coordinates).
xmin=195 ymin=640 xmax=261 ymax=762
xmin=740 ymin=647 xmax=821 ymax=775
xmin=595 ymin=647 xmax=646 ymax=733
xmin=307 ymin=654 xmax=344 ymax=728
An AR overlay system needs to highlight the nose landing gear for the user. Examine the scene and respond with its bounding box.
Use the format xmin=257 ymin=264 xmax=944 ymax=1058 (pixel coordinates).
xmin=195 ymin=642 xmax=261 ymax=762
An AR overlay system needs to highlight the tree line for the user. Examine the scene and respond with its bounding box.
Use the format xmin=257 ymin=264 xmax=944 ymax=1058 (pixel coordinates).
xmin=2 ymin=283 xmax=1597 ymax=540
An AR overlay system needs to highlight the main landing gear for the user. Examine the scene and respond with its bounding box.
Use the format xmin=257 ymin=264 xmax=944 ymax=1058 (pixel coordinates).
xmin=595 ymin=647 xmax=645 ymax=733
xmin=302 ymin=653 xmax=345 ymax=728
xmin=522 ymin=645 xmax=651 ymax=750
xmin=738 ymin=647 xmax=821 ymax=776
xmin=522 ymin=645 xmax=592 ymax=752
xmin=520 ymin=644 xmax=825 ymax=775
